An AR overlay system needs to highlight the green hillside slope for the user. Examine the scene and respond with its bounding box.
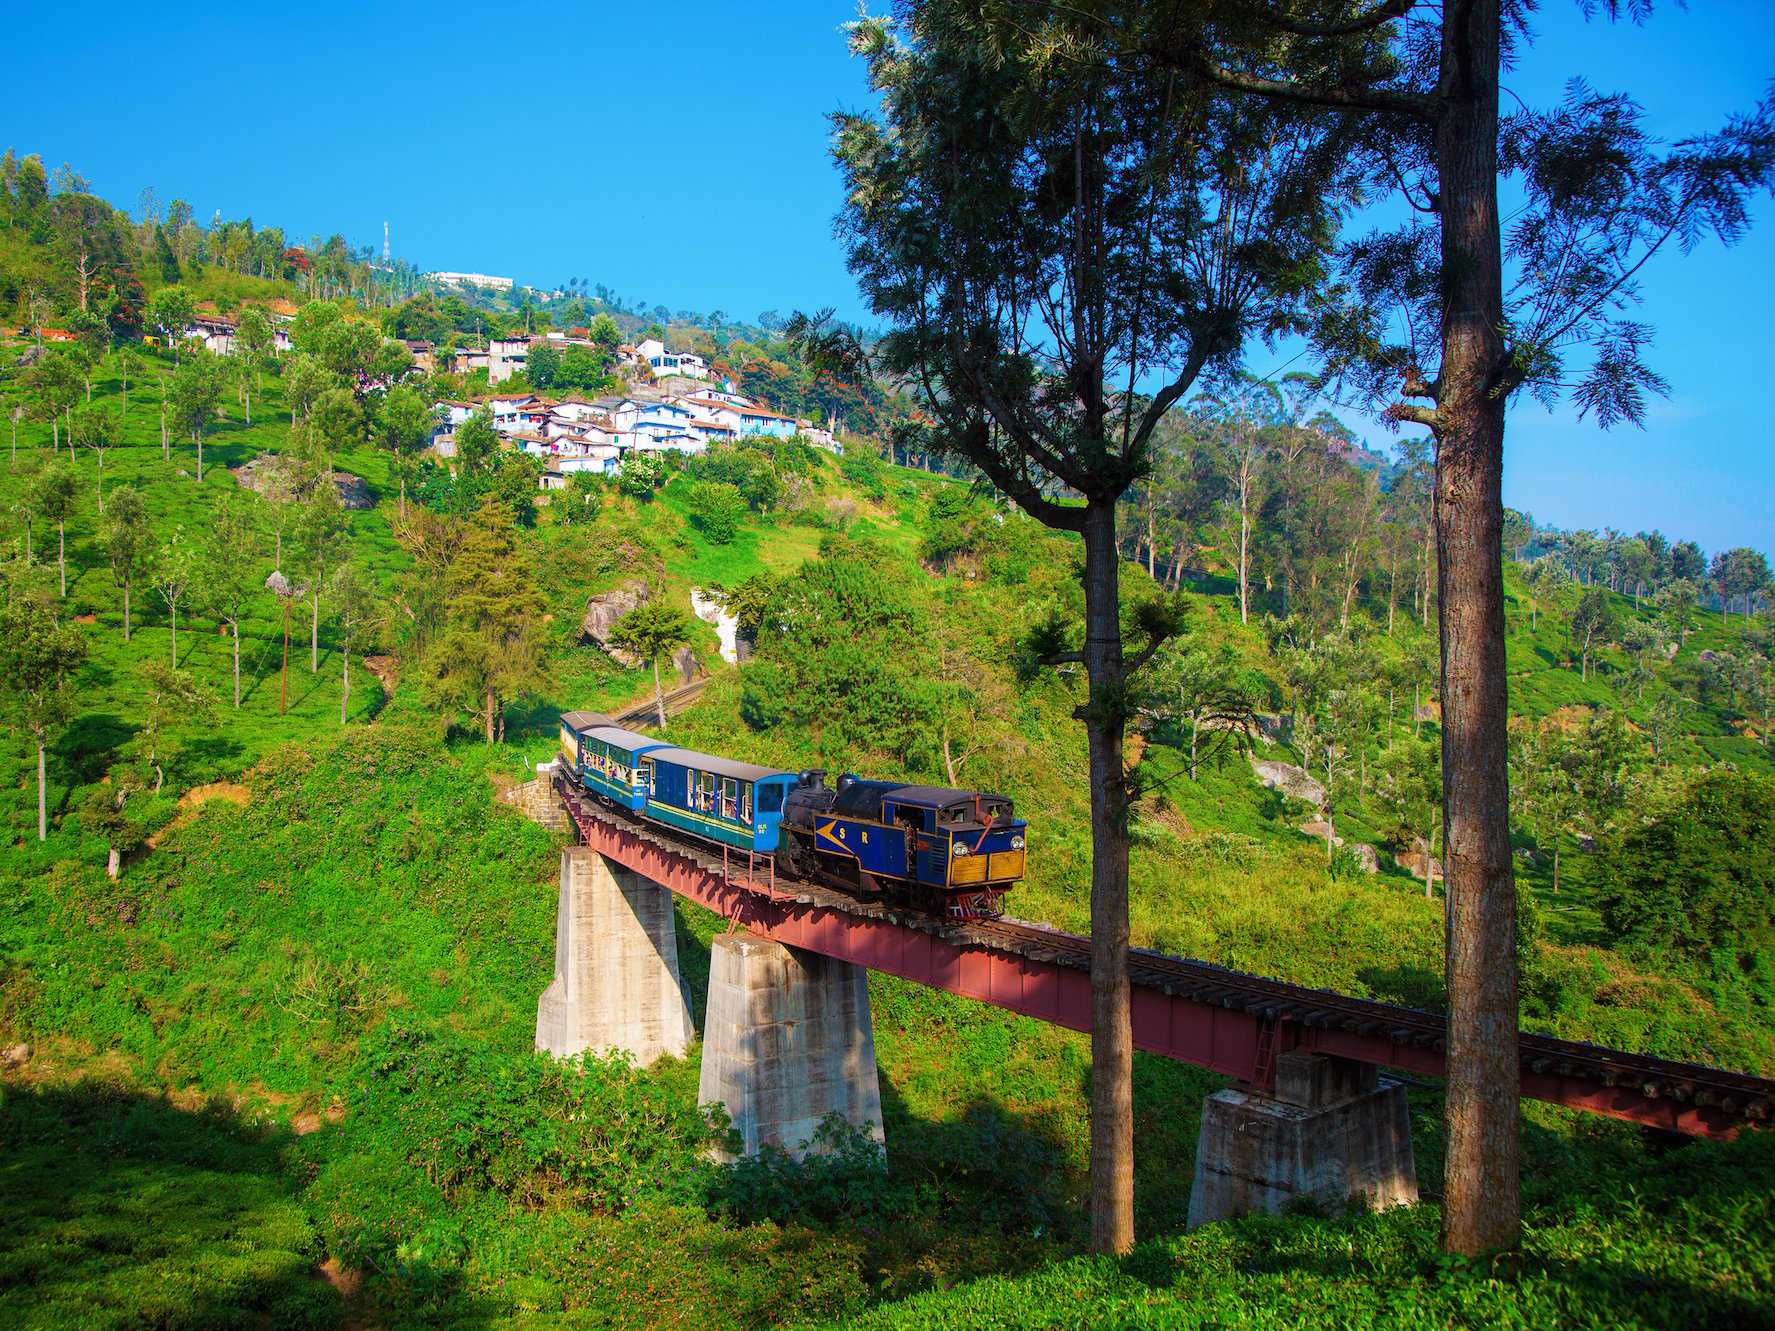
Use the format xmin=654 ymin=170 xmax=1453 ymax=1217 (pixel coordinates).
xmin=2 ymin=330 xmax=1772 ymax=1328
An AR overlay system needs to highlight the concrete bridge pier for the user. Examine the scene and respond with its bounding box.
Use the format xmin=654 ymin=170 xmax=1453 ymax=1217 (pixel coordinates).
xmin=1187 ymin=1052 xmax=1418 ymax=1228
xmin=536 ymin=847 xmax=696 ymax=1064
xmin=698 ymin=932 xmax=885 ymax=1160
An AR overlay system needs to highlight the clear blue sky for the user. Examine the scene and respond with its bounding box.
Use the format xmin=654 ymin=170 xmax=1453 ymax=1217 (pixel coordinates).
xmin=10 ymin=1 xmax=1772 ymax=554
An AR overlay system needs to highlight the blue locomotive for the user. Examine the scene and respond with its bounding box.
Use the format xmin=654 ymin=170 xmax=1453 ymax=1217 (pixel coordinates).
xmin=558 ymin=710 xmax=1026 ymax=918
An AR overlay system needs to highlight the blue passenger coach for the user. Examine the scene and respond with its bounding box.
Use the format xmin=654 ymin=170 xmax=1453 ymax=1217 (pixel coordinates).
xmin=640 ymin=747 xmax=797 ymax=852
xmin=558 ymin=711 xmax=670 ymax=812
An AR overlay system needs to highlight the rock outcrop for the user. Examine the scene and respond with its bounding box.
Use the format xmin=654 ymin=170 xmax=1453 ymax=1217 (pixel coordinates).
xmin=1251 ymin=757 xmax=1326 ymax=808
xmin=231 ymin=454 xmax=374 ymax=510
xmin=581 ymin=579 xmax=648 ymax=665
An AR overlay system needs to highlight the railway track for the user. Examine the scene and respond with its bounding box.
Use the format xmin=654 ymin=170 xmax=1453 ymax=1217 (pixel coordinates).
xmin=968 ymin=918 xmax=1775 ymax=1121
xmin=606 ymin=677 xmax=708 ymax=729
xmin=554 ymin=774 xmax=1775 ymax=1131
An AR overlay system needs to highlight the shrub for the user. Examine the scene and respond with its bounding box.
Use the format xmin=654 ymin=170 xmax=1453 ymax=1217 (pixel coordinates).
xmin=686 ymin=480 xmax=746 ymax=544
xmin=618 ymin=451 xmax=667 ymax=499
xmin=840 ymin=447 xmax=886 ymax=500
xmin=1597 ymin=769 xmax=1775 ymax=962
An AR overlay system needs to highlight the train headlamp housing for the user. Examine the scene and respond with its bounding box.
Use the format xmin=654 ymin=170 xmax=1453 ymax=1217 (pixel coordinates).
xmin=1010 ymin=835 xmax=1025 ymax=850
xmin=952 ymin=843 xmax=971 ymax=857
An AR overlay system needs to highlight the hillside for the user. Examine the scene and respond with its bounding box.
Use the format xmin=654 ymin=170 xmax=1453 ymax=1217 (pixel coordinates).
xmin=2 ymin=309 xmax=1773 ymax=1328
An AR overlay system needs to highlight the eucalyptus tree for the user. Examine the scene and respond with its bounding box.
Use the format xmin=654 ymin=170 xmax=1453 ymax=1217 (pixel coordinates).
xmin=1 ymin=584 xmax=89 ymax=841
xmin=103 ymin=485 xmax=152 ymax=640
xmin=169 ymin=351 xmax=225 ymax=482
xmin=830 ymin=4 xmax=1360 ymax=1252
xmin=72 ymin=405 xmax=117 ymax=512
xmin=152 ymin=527 xmax=195 ymax=668
xmin=294 ymin=481 xmax=349 ymax=672
xmin=1185 ymin=1 xmax=1775 ymax=1255
xmin=32 ymin=462 xmax=78 ymax=598
xmin=200 ymin=489 xmax=262 ymax=707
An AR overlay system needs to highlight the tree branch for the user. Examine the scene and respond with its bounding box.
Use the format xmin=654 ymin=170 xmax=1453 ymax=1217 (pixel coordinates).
xmin=1386 ymin=401 xmax=1442 ymax=429
xmin=1256 ymin=0 xmax=1415 ymax=38
xmin=1187 ymin=53 xmax=1436 ymax=120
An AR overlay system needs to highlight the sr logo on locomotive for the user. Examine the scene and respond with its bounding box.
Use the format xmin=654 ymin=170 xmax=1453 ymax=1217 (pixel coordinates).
xmin=557 ymin=710 xmax=1027 ymax=919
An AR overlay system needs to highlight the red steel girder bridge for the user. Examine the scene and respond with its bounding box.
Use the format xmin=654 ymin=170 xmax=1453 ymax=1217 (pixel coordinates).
xmin=553 ymin=774 xmax=1773 ymax=1140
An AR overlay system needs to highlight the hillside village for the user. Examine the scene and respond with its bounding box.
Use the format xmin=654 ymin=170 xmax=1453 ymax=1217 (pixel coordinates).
xmin=169 ymin=308 xmax=842 ymax=485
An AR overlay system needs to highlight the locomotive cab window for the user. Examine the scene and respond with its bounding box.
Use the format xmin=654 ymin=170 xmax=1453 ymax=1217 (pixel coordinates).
xmin=641 ymin=759 xmax=655 ymax=795
xmin=758 ymin=783 xmax=784 ymax=816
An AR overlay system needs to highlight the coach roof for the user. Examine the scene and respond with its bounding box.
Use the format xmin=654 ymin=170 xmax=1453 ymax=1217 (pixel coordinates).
xmin=647 ymin=748 xmax=790 ymax=783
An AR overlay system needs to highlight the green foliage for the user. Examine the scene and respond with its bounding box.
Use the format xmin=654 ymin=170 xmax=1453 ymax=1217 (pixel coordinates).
xmin=710 ymin=1116 xmax=894 ymax=1225
xmin=617 ymin=450 xmax=667 ymax=500
xmin=739 ymin=533 xmax=936 ymax=764
xmin=553 ymin=470 xmax=604 ymax=526
xmin=1598 ymin=769 xmax=1775 ymax=962
xmin=0 ymin=1084 xmax=339 ymax=1331
xmin=422 ymin=504 xmax=544 ymax=742
xmin=312 ymin=1024 xmax=718 ymax=1222
xmin=686 ymin=479 xmax=746 ymax=544
xmin=685 ymin=444 xmax=783 ymax=510
xmin=840 ymin=445 xmax=886 ymax=499
xmin=920 ymin=485 xmax=1001 ymax=570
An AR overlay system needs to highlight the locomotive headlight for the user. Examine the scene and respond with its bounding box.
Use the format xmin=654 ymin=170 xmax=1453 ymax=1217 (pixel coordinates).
xmin=1010 ymin=835 xmax=1025 ymax=850
xmin=952 ymin=843 xmax=971 ymax=857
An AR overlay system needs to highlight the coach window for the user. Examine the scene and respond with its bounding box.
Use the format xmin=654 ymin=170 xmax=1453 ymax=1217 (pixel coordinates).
xmin=719 ymin=777 xmax=738 ymax=820
xmin=696 ymin=771 xmax=716 ymax=812
xmin=641 ymin=759 xmax=655 ymax=796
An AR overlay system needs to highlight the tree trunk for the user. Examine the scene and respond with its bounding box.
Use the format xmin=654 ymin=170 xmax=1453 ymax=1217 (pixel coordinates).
xmin=484 ymin=686 xmax=496 ymax=742
xmin=233 ymin=620 xmax=241 ymax=708
xmin=280 ymin=599 xmax=290 ymax=714
xmin=341 ymin=643 xmax=349 ymax=724
xmin=311 ymin=588 xmax=319 ymax=671
xmin=196 ymin=430 xmax=203 ymax=483
xmin=1552 ymin=844 xmax=1560 ymax=896
xmin=653 ymin=658 xmax=667 ymax=728
xmin=123 ymin=583 xmax=131 ymax=640
xmin=1189 ymin=713 xmax=1198 ymax=781
xmin=1081 ymin=500 xmax=1134 ymax=1255
xmin=58 ymin=520 xmax=66 ymax=596
xmin=169 ymin=601 xmax=178 ymax=666
xmin=1237 ymin=481 xmax=1251 ymax=625
xmin=107 ymin=846 xmax=120 ymax=880
xmin=1434 ymin=0 xmax=1520 ymax=1257
xmin=36 ymin=734 xmax=47 ymax=841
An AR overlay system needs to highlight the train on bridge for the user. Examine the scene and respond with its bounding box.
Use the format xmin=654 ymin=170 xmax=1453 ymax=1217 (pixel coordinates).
xmin=558 ymin=711 xmax=1029 ymax=919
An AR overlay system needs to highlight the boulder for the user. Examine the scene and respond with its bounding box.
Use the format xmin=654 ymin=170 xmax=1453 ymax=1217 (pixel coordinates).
xmin=330 ymin=471 xmax=375 ymax=510
xmin=1299 ymin=819 xmax=1343 ymax=847
xmin=1251 ymin=757 xmax=1326 ymax=808
xmin=1 ymin=1041 xmax=30 ymax=1069
xmin=1349 ymin=843 xmax=1380 ymax=874
xmin=1255 ymin=712 xmax=1293 ymax=743
xmin=672 ymin=644 xmax=699 ymax=683
xmin=581 ymin=579 xmax=648 ymax=665
xmin=1399 ymin=837 xmax=1442 ymax=884
xmin=14 ymin=345 xmax=41 ymax=368
xmin=230 ymin=454 xmax=374 ymax=509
